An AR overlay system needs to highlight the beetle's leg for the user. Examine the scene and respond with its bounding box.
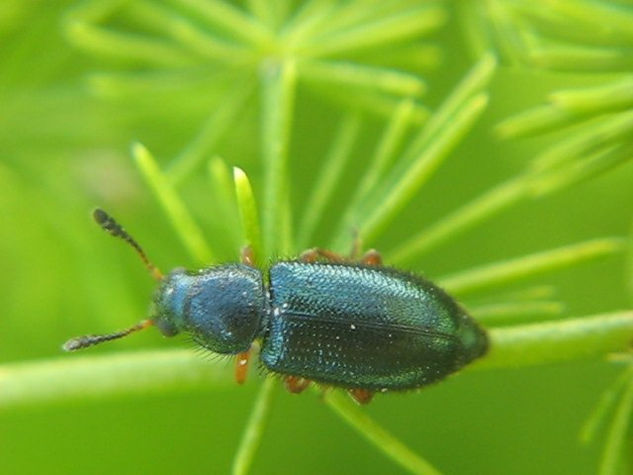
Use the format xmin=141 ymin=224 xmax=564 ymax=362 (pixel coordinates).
xmin=284 ymin=375 xmax=311 ymax=394
xmin=360 ymin=249 xmax=382 ymax=266
xmin=235 ymin=349 xmax=250 ymax=384
xmin=300 ymin=248 xmax=347 ymax=263
xmin=348 ymin=388 xmax=374 ymax=405
xmin=241 ymin=245 xmax=255 ymax=266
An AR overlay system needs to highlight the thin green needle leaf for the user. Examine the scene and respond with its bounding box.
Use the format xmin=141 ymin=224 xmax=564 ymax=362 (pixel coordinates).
xmin=353 ymin=43 xmax=441 ymax=72
xmin=133 ymin=142 xmax=215 ymax=264
xmin=529 ymin=144 xmax=631 ymax=197
xmin=457 ymin=1 xmax=493 ymax=59
xmin=162 ymin=12 xmax=251 ymax=63
xmin=64 ymin=21 xmax=197 ymax=67
xmin=389 ymin=175 xmax=529 ymax=264
xmin=231 ymin=377 xmax=278 ymax=475
xmin=208 ymin=157 xmax=241 ymax=250
xmin=280 ymin=0 xmax=336 ymax=46
xmin=496 ymin=104 xmax=575 ymax=139
xmin=302 ymin=6 xmax=445 ymax=58
xmin=168 ymin=79 xmax=255 ymax=185
xmin=302 ymin=0 xmax=403 ymax=38
xmin=248 ymin=0 xmax=292 ymax=30
xmin=246 ymin=0 xmax=277 ymax=29
xmin=550 ymin=76 xmax=633 ymax=114
xmin=87 ymin=70 xmax=225 ymax=98
xmin=471 ymin=300 xmax=565 ymax=325
xmin=531 ymin=110 xmax=633 ymax=172
xmin=300 ymin=60 xmax=426 ymax=97
xmin=514 ymin=0 xmax=633 ymax=43
xmin=0 ymin=349 xmax=230 ymax=410
xmin=478 ymin=311 xmax=633 ymax=369
xmin=403 ymin=53 xmax=496 ymax=161
xmin=440 ymin=238 xmax=625 ymax=296
xmin=261 ymin=60 xmax=297 ymax=258
xmin=580 ymin=367 xmax=633 ymax=445
xmin=234 ymin=167 xmax=263 ymax=264
xmin=298 ymin=113 xmax=360 ymax=248
xmin=471 ymin=285 xmax=557 ymax=304
xmin=128 ymin=0 xmax=244 ymax=63
xmin=209 ymin=156 xmax=238 ymax=212
xmin=170 ymin=0 xmax=273 ymax=48
xmin=599 ymin=371 xmax=633 ymax=475
xmin=556 ymin=0 xmax=633 ymax=40
xmin=334 ymin=99 xmax=416 ymax=249
xmin=323 ymin=390 xmax=441 ymax=475
xmin=310 ymin=84 xmax=429 ymax=124
xmin=361 ymin=93 xmax=489 ymax=245
xmin=484 ymin=0 xmax=530 ymax=68
xmin=529 ymin=44 xmax=633 ymax=73
xmin=64 ymin=0 xmax=128 ymax=23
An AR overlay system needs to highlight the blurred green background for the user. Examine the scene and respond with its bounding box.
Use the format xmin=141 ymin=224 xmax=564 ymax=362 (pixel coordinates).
xmin=1 ymin=1 xmax=633 ymax=474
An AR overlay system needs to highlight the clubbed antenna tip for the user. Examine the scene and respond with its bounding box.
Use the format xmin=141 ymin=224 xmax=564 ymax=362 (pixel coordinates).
xmin=92 ymin=208 xmax=163 ymax=281
xmin=62 ymin=320 xmax=154 ymax=351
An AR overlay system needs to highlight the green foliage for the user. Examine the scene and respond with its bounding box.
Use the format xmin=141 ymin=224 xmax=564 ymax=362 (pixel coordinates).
xmin=1 ymin=1 xmax=633 ymax=474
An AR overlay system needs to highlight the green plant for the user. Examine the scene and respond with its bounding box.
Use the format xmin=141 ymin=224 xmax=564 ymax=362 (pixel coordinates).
xmin=1 ymin=1 xmax=632 ymax=474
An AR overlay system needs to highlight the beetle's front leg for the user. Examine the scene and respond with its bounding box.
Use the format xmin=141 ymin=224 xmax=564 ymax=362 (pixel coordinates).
xmin=235 ymin=349 xmax=251 ymax=384
xmin=241 ymin=245 xmax=255 ymax=266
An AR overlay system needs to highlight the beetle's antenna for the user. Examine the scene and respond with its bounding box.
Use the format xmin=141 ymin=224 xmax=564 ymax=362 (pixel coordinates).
xmin=62 ymin=319 xmax=154 ymax=351
xmin=93 ymin=208 xmax=163 ymax=281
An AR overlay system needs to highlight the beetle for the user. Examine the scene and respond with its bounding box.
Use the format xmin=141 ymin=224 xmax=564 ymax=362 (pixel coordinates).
xmin=64 ymin=209 xmax=488 ymax=404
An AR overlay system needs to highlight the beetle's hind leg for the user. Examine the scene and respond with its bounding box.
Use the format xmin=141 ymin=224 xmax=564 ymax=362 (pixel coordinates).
xmin=284 ymin=375 xmax=311 ymax=393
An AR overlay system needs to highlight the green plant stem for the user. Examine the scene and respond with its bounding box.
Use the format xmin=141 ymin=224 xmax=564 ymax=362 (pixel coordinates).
xmin=261 ymin=59 xmax=296 ymax=257
xmin=3 ymin=312 xmax=633 ymax=410
xmin=0 ymin=350 xmax=231 ymax=409
xmin=471 ymin=300 xmax=565 ymax=325
xmin=323 ymin=390 xmax=440 ymax=475
xmin=478 ymin=311 xmax=633 ymax=369
xmin=231 ymin=377 xmax=278 ymax=475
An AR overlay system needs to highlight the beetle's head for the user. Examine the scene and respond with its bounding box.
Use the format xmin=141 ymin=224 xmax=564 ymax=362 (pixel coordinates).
xmin=62 ymin=209 xmax=265 ymax=354
xmin=152 ymin=265 xmax=266 ymax=354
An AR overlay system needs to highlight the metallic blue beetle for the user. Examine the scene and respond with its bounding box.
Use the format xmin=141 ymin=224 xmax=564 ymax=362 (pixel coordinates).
xmin=64 ymin=210 xmax=488 ymax=404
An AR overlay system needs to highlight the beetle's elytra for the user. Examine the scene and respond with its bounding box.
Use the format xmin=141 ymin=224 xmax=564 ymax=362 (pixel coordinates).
xmin=64 ymin=209 xmax=488 ymax=404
